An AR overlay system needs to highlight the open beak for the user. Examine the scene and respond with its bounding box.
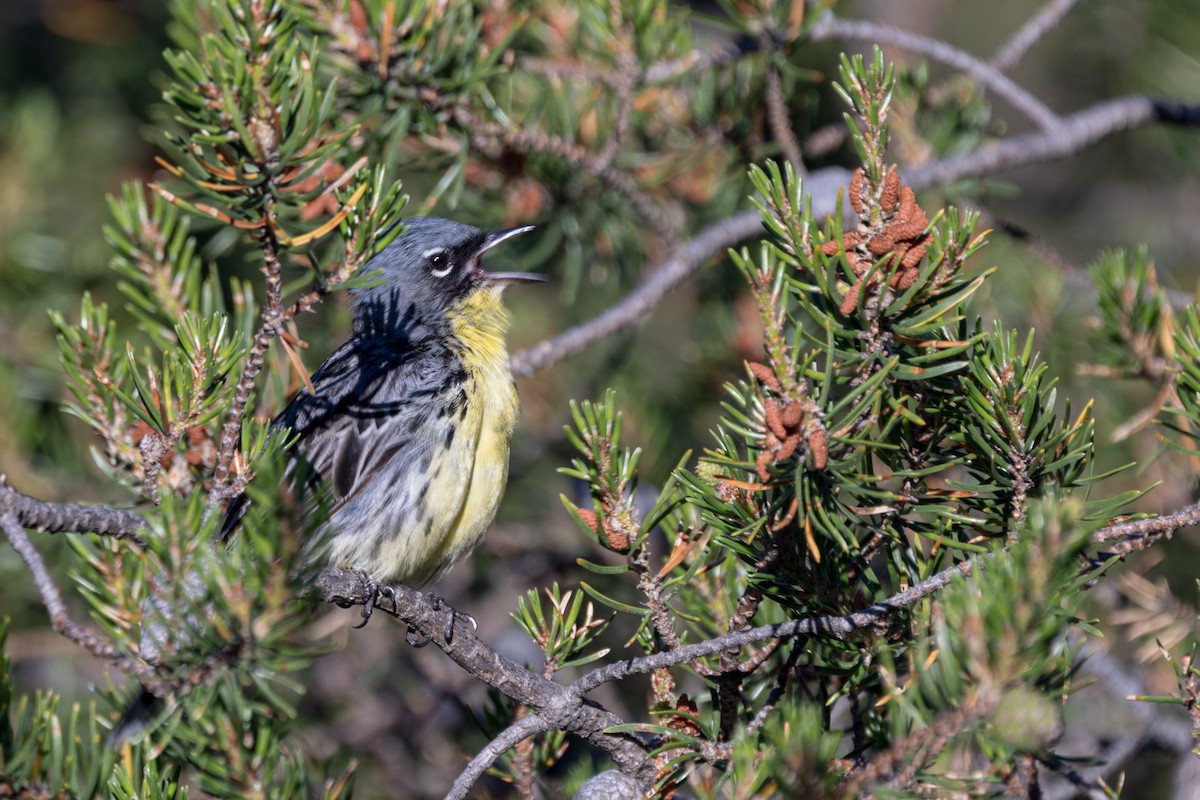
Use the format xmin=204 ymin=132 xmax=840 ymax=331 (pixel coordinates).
xmin=479 ymin=225 xmax=545 ymax=286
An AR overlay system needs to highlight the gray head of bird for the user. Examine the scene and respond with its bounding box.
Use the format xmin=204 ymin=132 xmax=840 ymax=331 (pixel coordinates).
xmin=352 ymin=217 xmax=542 ymax=317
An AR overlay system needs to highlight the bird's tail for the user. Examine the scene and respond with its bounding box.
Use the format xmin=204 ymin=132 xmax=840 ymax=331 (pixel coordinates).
xmin=108 ymin=685 xmax=161 ymax=744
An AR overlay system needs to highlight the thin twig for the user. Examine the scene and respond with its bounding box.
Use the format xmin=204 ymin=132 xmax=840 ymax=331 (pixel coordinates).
xmin=760 ymin=35 xmax=806 ymax=175
xmin=1 ymin=512 xmax=153 ymax=679
xmin=211 ymin=229 xmax=285 ymax=507
xmin=0 ymin=475 xmax=146 ymax=546
xmin=991 ymin=0 xmax=1081 ymax=74
xmin=983 ymin=209 xmax=1196 ymax=311
xmin=449 ymin=106 xmax=681 ymax=241
xmin=810 ymin=11 xmax=1061 ymax=132
xmin=444 ymin=713 xmax=552 ymax=800
xmin=744 ymin=640 xmax=804 ymax=737
xmin=1035 ymin=757 xmax=1114 ymax=800
xmin=595 ymin=41 xmax=638 ymax=172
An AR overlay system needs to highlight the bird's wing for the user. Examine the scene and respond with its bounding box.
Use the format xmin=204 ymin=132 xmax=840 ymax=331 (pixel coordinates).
xmin=220 ymin=332 xmax=462 ymax=538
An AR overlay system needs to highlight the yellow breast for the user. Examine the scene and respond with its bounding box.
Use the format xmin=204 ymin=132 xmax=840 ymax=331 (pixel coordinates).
xmin=412 ymin=287 xmax=520 ymax=582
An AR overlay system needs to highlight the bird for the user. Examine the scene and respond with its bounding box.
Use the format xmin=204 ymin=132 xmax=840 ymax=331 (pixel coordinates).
xmin=111 ymin=217 xmax=541 ymax=743
xmin=223 ymin=216 xmax=542 ymax=625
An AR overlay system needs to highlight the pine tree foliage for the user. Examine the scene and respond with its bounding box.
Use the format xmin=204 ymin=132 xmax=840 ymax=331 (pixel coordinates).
xmin=3 ymin=1 xmax=1200 ymax=798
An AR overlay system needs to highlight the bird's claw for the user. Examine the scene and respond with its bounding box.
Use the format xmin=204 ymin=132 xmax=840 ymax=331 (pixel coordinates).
xmin=351 ymin=576 xmax=396 ymax=629
xmin=430 ymin=595 xmax=476 ymax=643
xmin=401 ymin=594 xmax=476 ymax=646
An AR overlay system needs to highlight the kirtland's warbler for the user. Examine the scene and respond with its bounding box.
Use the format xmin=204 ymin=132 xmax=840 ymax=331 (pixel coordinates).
xmin=225 ymin=216 xmax=541 ymax=610
xmin=113 ymin=218 xmax=538 ymax=742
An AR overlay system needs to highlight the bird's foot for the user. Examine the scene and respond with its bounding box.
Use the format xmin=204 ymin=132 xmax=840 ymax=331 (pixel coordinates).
xmin=429 ymin=595 xmax=477 ymax=643
xmin=351 ymin=575 xmax=396 ymax=629
xmin=402 ymin=595 xmax=477 ymax=646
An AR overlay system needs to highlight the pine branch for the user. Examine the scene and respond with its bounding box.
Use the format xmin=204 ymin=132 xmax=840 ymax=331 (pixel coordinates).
xmin=572 ymin=559 xmax=976 ymax=695
xmin=211 ymin=227 xmax=285 ymax=507
xmin=908 ymin=96 xmax=1173 ymax=188
xmin=0 ymin=475 xmax=145 ymax=545
xmin=0 ymin=512 xmax=152 ymax=679
xmin=511 ymin=87 xmax=1199 ymax=378
xmin=314 ymin=568 xmax=656 ymax=789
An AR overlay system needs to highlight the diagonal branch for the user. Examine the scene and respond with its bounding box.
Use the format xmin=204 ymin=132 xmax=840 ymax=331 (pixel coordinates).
xmin=511 ymin=93 xmax=1200 ymax=379
xmin=509 ymin=168 xmax=852 ymax=377
xmin=809 ymin=11 xmax=1061 ymax=132
xmin=990 ymin=0 xmax=1082 ymax=74
xmin=572 ymin=559 xmax=975 ymax=695
xmin=445 ymin=713 xmax=553 ymax=800
xmin=315 ymin=568 xmax=655 ymax=788
xmin=906 ymin=96 xmax=1178 ymax=189
xmin=1 ymin=512 xmax=153 ymax=679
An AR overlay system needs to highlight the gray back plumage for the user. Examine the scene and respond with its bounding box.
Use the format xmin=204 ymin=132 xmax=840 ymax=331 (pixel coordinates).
xmin=220 ymin=217 xmax=489 ymax=539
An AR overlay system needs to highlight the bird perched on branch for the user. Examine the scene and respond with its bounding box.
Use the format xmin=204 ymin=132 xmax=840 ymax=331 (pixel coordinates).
xmin=224 ymin=216 xmax=542 ymax=625
xmin=114 ymin=218 xmax=540 ymax=743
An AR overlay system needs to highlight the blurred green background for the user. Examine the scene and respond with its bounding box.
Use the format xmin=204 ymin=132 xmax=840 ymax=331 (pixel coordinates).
xmin=4 ymin=0 xmax=1200 ymax=795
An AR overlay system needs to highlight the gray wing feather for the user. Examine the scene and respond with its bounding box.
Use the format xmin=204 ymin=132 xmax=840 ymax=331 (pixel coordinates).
xmin=279 ymin=335 xmax=459 ymax=509
xmin=220 ymin=326 xmax=461 ymax=537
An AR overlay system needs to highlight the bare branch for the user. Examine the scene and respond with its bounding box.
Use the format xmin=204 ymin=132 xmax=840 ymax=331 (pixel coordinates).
xmin=1093 ymin=501 xmax=1200 ymax=557
xmin=1 ymin=512 xmax=153 ymax=679
xmin=0 ymin=475 xmax=146 ymax=546
xmin=512 ymin=208 xmax=753 ymax=375
xmin=743 ymin=640 xmax=804 ymax=737
xmin=991 ymin=0 xmax=1081 ymax=74
xmin=510 ymin=168 xmax=852 ymax=377
xmin=315 ymin=567 xmax=656 ymax=788
xmin=445 ymin=714 xmax=552 ymax=800
xmin=907 ymin=96 xmax=1164 ymax=189
xmin=809 ymin=11 xmax=1061 ymax=132
xmin=569 ymin=502 xmax=1200 ymax=697
xmin=511 ymin=93 xmax=1196 ymax=379
xmin=572 ymin=559 xmax=975 ymax=695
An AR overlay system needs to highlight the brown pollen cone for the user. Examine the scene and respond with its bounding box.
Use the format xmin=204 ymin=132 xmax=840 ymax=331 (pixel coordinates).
xmin=821 ymin=166 xmax=933 ymax=315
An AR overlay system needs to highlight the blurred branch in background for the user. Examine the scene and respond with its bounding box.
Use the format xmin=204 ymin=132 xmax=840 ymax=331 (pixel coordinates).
xmin=4 ymin=1 xmax=1200 ymax=798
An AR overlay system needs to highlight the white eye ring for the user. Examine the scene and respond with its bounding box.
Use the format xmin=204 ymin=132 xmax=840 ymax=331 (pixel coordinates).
xmin=423 ymin=247 xmax=453 ymax=278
